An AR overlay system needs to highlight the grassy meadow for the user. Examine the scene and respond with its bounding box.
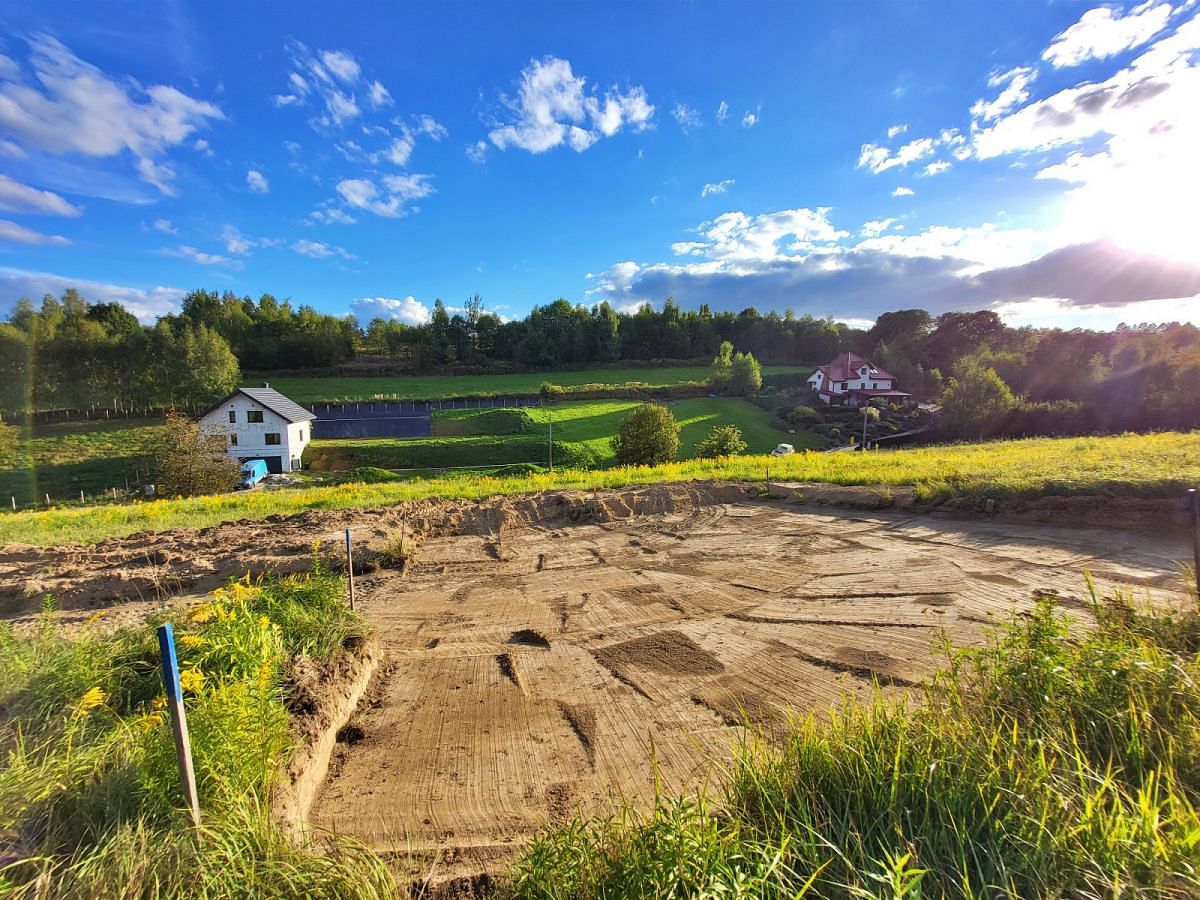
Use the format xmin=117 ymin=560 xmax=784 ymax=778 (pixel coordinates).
xmin=306 ymin=397 xmax=815 ymax=472
xmin=248 ymin=364 xmax=810 ymax=403
xmin=3 ymin=431 xmax=1197 ymax=546
xmin=0 ymin=418 xmax=164 ymax=507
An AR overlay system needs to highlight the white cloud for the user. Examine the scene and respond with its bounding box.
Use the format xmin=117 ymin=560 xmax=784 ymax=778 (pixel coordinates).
xmin=887 ymin=123 xmax=907 ymax=139
xmin=923 ymin=160 xmax=951 ymax=176
xmin=309 ymin=204 xmax=357 ymax=225
xmin=716 ymin=100 xmax=729 ymax=124
xmin=672 ymin=103 xmax=701 ymax=132
xmin=892 ymin=186 xmax=914 ymax=197
xmin=321 ymin=50 xmax=361 ymax=83
xmin=246 ymin=169 xmax=269 ymax=193
xmin=161 ymin=244 xmax=234 ymax=266
xmin=857 ymin=136 xmax=935 ymax=173
xmin=152 ymin=218 xmax=176 ymax=234
xmin=193 ymin=138 xmax=213 ymax=156
xmin=276 ymin=42 xmax=366 ymax=129
xmin=383 ymin=173 xmax=435 ymax=201
xmin=383 ymin=135 xmax=413 ymax=166
xmin=0 ymin=174 xmax=81 ymax=216
xmin=416 ymin=114 xmax=447 ymax=140
xmin=741 ymin=106 xmax=760 ymax=128
xmin=669 ymin=208 xmax=849 ymax=269
xmin=350 ymin=295 xmax=431 ymax=325
xmin=0 ymin=219 xmax=70 ymax=245
xmin=221 ymin=224 xmax=254 ymax=255
xmin=367 ymin=80 xmax=392 ymax=109
xmin=971 ymin=66 xmax=1037 ymax=120
xmin=854 ymin=222 xmax=1048 ymax=273
xmin=466 ymin=139 xmax=488 ymax=164
xmin=334 ymin=174 xmax=434 ymax=218
xmin=487 ymin=56 xmax=654 ymax=154
xmin=0 ymin=267 xmax=184 ymax=322
xmin=292 ymin=239 xmax=355 ymax=260
xmin=700 ymin=178 xmax=734 ymax=197
xmin=859 ymin=217 xmax=896 ymax=237
xmin=0 ymin=35 xmax=223 ymax=196
xmin=1043 ymin=2 xmax=1172 ymax=68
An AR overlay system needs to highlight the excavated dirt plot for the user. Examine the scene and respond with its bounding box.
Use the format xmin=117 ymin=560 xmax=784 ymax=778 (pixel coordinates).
xmin=0 ymin=482 xmax=1190 ymax=887
xmin=304 ymin=486 xmax=1190 ymax=884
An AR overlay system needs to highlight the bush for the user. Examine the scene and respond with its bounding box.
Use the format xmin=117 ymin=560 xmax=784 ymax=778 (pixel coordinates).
xmin=539 ymin=381 xmax=565 ymax=401
xmin=155 ymin=412 xmax=241 ymax=498
xmin=695 ymin=425 xmax=747 ymax=459
xmin=610 ymin=403 xmax=680 ymax=467
xmin=786 ymin=405 xmax=819 ymax=426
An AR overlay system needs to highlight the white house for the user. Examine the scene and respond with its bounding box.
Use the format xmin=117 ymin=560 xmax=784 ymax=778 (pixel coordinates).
xmin=198 ymin=384 xmax=316 ymax=473
xmin=807 ymin=352 xmax=911 ymax=407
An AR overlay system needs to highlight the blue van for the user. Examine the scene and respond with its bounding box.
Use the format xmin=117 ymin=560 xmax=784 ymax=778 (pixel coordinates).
xmin=239 ymin=459 xmax=269 ymax=489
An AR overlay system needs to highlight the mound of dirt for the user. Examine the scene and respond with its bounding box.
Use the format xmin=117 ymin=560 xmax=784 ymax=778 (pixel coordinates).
xmin=593 ymin=629 xmax=726 ymax=677
xmin=0 ymin=482 xmax=753 ymax=622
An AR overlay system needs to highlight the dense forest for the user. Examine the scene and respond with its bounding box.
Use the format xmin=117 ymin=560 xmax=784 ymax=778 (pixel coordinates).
xmin=1 ymin=289 xmax=1197 ymax=435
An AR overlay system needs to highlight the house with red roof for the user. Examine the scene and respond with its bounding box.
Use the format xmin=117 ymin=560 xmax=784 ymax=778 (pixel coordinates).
xmin=806 ymin=352 xmax=912 ymax=407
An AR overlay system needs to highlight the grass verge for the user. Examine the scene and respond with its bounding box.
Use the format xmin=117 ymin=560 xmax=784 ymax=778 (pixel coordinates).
xmin=507 ymin=581 xmax=1200 ymax=897
xmin=0 ymin=566 xmax=396 ymax=898
xmin=2 ymin=431 xmax=1196 ymax=547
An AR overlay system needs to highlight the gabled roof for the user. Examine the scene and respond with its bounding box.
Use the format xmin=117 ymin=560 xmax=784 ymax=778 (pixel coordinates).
xmin=815 ymin=352 xmax=896 ymax=383
xmin=200 ymin=385 xmax=315 ymax=423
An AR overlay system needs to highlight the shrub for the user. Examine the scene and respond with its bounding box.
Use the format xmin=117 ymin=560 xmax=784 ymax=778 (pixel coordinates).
xmin=155 ymin=412 xmax=240 ymax=497
xmin=695 ymin=425 xmax=747 ymax=459
xmin=539 ymin=381 xmax=565 ymax=401
xmin=786 ymin=405 xmax=819 ymax=426
xmin=610 ymin=403 xmax=680 ymax=467
xmin=829 ymin=426 xmax=841 ymax=438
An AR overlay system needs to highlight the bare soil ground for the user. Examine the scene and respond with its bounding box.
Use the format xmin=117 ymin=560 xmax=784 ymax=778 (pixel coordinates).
xmin=302 ymin=488 xmax=1188 ymax=887
xmin=0 ymin=482 xmax=1189 ymax=889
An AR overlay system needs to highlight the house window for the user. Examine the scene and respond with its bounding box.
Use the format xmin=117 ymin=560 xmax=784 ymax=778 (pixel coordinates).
xmin=228 ymin=410 xmax=236 ymax=423
xmin=248 ymin=410 xmax=264 ymax=423
xmin=265 ymin=433 xmax=281 ymax=445
xmin=299 ymin=429 xmax=306 ymax=442
xmin=229 ymin=434 xmax=238 ymax=447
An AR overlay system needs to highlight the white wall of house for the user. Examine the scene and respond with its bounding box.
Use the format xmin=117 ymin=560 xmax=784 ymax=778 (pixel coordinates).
xmin=198 ymin=394 xmax=311 ymax=472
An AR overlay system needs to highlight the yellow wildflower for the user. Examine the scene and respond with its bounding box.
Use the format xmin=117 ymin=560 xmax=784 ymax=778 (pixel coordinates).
xmin=152 ymin=694 xmax=167 ymax=711
xmin=84 ymin=609 xmax=109 ymax=628
xmin=74 ymin=686 xmax=107 ymax=716
xmin=178 ymin=667 xmax=205 ymax=694
xmin=188 ymin=603 xmax=214 ymax=624
xmin=140 ymin=712 xmax=164 ymax=730
xmin=178 ymin=633 xmax=206 ymax=649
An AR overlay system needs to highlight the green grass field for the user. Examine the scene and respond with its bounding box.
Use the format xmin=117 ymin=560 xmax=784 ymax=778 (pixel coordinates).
xmin=0 ymin=419 xmax=163 ymax=506
xmin=306 ymin=398 xmax=816 ymax=472
xmin=4 ymin=431 xmax=1197 ymax=546
xmin=249 ymin=364 xmax=810 ymax=403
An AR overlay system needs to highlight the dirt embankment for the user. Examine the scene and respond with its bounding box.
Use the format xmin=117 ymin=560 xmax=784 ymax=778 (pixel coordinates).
xmin=0 ymin=482 xmax=751 ymax=624
xmin=0 ymin=480 xmax=1189 ymax=629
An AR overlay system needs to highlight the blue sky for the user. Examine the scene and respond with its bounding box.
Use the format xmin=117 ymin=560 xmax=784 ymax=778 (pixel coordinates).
xmin=1 ymin=0 xmax=1198 ymax=329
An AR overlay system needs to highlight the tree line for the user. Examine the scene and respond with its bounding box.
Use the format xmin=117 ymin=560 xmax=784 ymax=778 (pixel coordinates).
xmin=2 ymin=289 xmax=1198 ymax=438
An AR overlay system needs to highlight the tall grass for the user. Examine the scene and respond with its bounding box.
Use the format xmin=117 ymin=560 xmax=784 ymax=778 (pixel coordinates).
xmin=4 ymin=431 xmax=1197 ymax=546
xmin=508 ymin=583 xmax=1200 ymax=897
xmin=0 ymin=569 xmax=393 ymax=898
